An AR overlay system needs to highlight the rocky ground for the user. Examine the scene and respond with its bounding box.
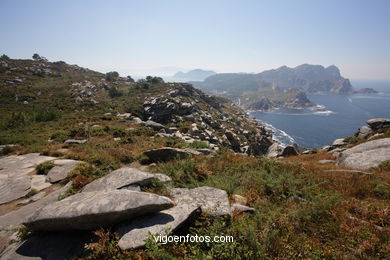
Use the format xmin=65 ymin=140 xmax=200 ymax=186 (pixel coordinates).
xmin=0 ymin=57 xmax=389 ymax=259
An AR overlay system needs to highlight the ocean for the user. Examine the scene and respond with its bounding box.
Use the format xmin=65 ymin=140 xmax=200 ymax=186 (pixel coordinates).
xmin=250 ymin=80 xmax=390 ymax=149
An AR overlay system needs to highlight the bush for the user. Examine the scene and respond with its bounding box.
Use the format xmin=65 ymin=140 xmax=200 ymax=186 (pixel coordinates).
xmin=108 ymin=87 xmax=123 ymax=98
xmin=34 ymin=110 xmax=61 ymax=122
xmin=146 ymin=76 xmax=164 ymax=84
xmin=105 ymin=71 xmax=119 ymax=82
xmin=6 ymin=112 xmax=33 ymax=128
xmin=0 ymin=54 xmax=10 ymax=60
xmin=36 ymin=161 xmax=55 ymax=175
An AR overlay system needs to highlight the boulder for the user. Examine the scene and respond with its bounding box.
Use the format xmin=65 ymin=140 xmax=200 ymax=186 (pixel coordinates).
xmin=366 ymin=118 xmax=390 ymax=130
xmin=116 ymin=203 xmax=200 ymax=250
xmin=83 ymin=167 xmax=171 ymax=192
xmin=141 ymin=120 xmax=166 ymax=131
xmin=357 ymin=125 xmax=373 ymax=139
xmin=0 ymin=175 xmax=31 ymax=205
xmin=332 ymin=138 xmax=347 ymax=147
xmin=337 ymin=138 xmax=390 ymax=169
xmin=63 ymin=139 xmax=87 ymax=144
xmin=31 ymin=175 xmax=51 ymax=191
xmin=231 ymin=204 xmax=255 ymax=214
xmin=24 ymin=190 xmax=174 ymax=231
xmin=143 ymin=147 xmax=201 ymax=163
xmin=280 ymin=145 xmax=299 ymax=157
xmin=46 ymin=161 xmax=82 ymax=183
xmin=170 ymin=186 xmax=232 ymax=217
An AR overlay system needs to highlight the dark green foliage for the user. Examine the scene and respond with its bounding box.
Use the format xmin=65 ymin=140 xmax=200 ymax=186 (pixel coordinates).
xmin=36 ymin=161 xmax=55 ymax=175
xmin=5 ymin=112 xmax=33 ymax=129
xmin=108 ymin=87 xmax=123 ymax=98
xmin=135 ymin=79 xmax=151 ymax=90
xmin=0 ymin=54 xmax=10 ymax=60
xmin=146 ymin=75 xmax=164 ymax=84
xmin=34 ymin=109 xmax=61 ymax=122
xmin=105 ymin=71 xmax=119 ymax=82
xmin=126 ymin=75 xmax=134 ymax=82
xmin=32 ymin=53 xmax=47 ymax=62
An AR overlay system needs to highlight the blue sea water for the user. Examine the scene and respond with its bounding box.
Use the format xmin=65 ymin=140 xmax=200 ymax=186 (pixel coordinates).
xmin=250 ymin=80 xmax=390 ymax=149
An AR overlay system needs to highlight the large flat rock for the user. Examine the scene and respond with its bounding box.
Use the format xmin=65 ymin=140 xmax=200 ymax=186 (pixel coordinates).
xmin=0 ymin=175 xmax=31 ymax=205
xmin=337 ymin=138 xmax=390 ymax=169
xmin=366 ymin=118 xmax=390 ymax=130
xmin=83 ymin=167 xmax=171 ymax=192
xmin=0 ymin=153 xmax=55 ymax=170
xmin=0 ymin=183 xmax=72 ymax=231
xmin=116 ymin=203 xmax=200 ymax=250
xmin=46 ymin=161 xmax=81 ymax=183
xmin=24 ymin=190 xmax=174 ymax=231
xmin=171 ymin=186 xmax=232 ymax=217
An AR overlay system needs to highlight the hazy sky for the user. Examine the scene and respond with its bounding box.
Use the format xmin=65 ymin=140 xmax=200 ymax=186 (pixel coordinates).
xmin=1 ymin=0 xmax=389 ymax=79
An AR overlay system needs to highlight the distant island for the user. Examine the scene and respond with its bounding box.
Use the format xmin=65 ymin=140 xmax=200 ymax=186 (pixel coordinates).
xmin=167 ymin=69 xmax=216 ymax=82
xmin=192 ymin=64 xmax=378 ymax=111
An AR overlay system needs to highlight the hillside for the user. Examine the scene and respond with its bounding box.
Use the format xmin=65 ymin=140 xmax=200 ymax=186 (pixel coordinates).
xmin=0 ymin=56 xmax=389 ymax=259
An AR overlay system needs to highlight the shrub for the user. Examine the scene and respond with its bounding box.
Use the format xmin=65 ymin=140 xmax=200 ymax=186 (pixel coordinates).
xmin=34 ymin=109 xmax=61 ymax=122
xmin=0 ymin=54 xmax=10 ymax=60
xmin=36 ymin=161 xmax=55 ymax=175
xmin=108 ymin=87 xmax=123 ymax=98
xmin=105 ymin=71 xmax=119 ymax=82
xmin=6 ymin=112 xmax=33 ymax=128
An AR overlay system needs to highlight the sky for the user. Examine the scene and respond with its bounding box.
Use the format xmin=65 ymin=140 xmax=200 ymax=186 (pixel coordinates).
xmin=1 ymin=0 xmax=390 ymax=80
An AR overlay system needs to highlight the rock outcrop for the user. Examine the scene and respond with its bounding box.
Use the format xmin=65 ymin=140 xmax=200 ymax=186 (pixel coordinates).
xmin=46 ymin=160 xmax=82 ymax=183
xmin=83 ymin=167 xmax=171 ymax=192
xmin=24 ymin=190 xmax=174 ymax=231
xmin=337 ymin=138 xmax=390 ymax=169
xmin=116 ymin=203 xmax=200 ymax=250
xmin=170 ymin=186 xmax=232 ymax=217
xmin=0 ymin=153 xmax=56 ymax=204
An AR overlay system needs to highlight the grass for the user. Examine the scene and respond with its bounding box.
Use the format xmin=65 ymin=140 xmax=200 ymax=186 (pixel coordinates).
xmin=2 ymin=58 xmax=389 ymax=259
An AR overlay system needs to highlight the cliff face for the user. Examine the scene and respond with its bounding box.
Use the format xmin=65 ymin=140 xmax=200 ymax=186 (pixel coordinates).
xmin=256 ymin=64 xmax=353 ymax=94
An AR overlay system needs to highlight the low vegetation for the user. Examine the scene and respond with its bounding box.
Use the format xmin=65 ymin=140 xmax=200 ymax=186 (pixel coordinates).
xmin=1 ymin=56 xmax=389 ymax=259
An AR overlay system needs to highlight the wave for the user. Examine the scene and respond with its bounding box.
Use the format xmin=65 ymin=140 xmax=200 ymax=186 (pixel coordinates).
xmin=262 ymin=121 xmax=296 ymax=146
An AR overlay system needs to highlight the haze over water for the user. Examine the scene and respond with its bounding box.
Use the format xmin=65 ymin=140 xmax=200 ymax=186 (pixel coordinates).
xmin=250 ymin=80 xmax=390 ymax=148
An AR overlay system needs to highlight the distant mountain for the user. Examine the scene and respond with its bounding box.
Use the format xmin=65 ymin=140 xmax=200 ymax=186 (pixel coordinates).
xmin=258 ymin=64 xmax=354 ymax=94
xmin=195 ymin=64 xmax=357 ymax=95
xmin=192 ymin=64 xmax=377 ymax=111
xmin=169 ymin=69 xmax=216 ymax=82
